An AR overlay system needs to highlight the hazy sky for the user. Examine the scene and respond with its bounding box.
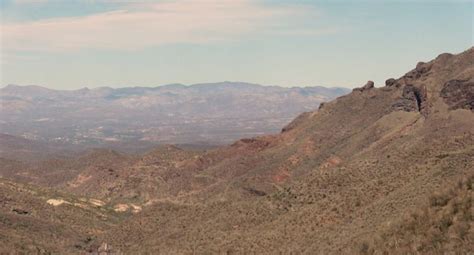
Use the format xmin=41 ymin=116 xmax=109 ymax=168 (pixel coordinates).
xmin=0 ymin=0 xmax=472 ymax=89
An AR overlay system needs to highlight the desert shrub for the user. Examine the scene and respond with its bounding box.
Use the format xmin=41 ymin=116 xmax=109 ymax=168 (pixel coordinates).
xmin=357 ymin=175 xmax=473 ymax=254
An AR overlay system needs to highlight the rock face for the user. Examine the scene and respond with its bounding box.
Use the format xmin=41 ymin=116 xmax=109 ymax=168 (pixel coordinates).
xmin=385 ymin=78 xmax=396 ymax=87
xmin=353 ymin=81 xmax=375 ymax=92
xmin=404 ymin=61 xmax=433 ymax=80
xmin=318 ymin=102 xmax=325 ymax=110
xmin=440 ymin=79 xmax=474 ymax=110
xmin=362 ymin=80 xmax=375 ymax=90
xmin=392 ymin=85 xmax=427 ymax=112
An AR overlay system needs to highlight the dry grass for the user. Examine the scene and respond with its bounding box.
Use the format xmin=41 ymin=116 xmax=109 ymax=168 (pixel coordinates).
xmin=360 ymin=175 xmax=473 ymax=254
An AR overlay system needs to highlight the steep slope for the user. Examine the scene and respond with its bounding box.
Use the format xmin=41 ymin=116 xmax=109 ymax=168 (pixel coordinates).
xmin=99 ymin=48 xmax=473 ymax=253
xmin=360 ymin=175 xmax=473 ymax=254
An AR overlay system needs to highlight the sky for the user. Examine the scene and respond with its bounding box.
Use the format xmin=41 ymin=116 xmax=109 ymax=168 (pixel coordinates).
xmin=0 ymin=0 xmax=472 ymax=90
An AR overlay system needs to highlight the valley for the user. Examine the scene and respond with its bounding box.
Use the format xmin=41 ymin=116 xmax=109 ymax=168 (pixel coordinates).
xmin=0 ymin=82 xmax=348 ymax=152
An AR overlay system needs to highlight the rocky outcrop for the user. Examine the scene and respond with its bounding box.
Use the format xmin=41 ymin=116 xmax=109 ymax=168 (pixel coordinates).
xmin=244 ymin=187 xmax=267 ymax=196
xmin=392 ymin=85 xmax=427 ymax=112
xmin=11 ymin=208 xmax=29 ymax=215
xmin=385 ymin=78 xmax=397 ymax=87
xmin=353 ymin=81 xmax=375 ymax=92
xmin=404 ymin=61 xmax=433 ymax=80
xmin=363 ymin=80 xmax=375 ymax=90
xmin=440 ymin=79 xmax=474 ymax=110
xmin=318 ymin=102 xmax=325 ymax=110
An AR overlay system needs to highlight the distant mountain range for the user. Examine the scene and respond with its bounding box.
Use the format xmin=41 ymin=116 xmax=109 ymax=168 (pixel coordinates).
xmin=0 ymin=82 xmax=349 ymax=151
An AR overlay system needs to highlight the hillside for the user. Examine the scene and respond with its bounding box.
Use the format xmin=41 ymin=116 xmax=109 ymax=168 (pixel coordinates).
xmin=360 ymin=175 xmax=473 ymax=254
xmin=0 ymin=48 xmax=472 ymax=254
xmin=0 ymin=133 xmax=80 ymax=162
xmin=0 ymin=178 xmax=121 ymax=253
xmin=97 ymin=47 xmax=473 ymax=254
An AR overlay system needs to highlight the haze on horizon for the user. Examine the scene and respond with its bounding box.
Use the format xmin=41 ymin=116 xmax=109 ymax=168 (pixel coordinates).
xmin=0 ymin=0 xmax=472 ymax=90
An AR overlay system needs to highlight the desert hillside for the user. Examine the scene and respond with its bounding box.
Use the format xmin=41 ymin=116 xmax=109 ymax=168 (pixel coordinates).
xmin=0 ymin=48 xmax=473 ymax=254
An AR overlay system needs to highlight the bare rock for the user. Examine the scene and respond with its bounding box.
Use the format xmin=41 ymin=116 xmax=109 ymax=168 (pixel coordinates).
xmin=318 ymin=102 xmax=325 ymax=110
xmin=385 ymin=78 xmax=396 ymax=87
xmin=440 ymin=79 xmax=474 ymax=111
xmin=12 ymin=208 xmax=29 ymax=215
xmin=353 ymin=81 xmax=375 ymax=92
xmin=363 ymin=80 xmax=375 ymax=89
xmin=244 ymin=187 xmax=267 ymax=196
xmin=404 ymin=62 xmax=432 ymax=80
xmin=392 ymin=85 xmax=427 ymax=112
xmin=436 ymin=52 xmax=454 ymax=62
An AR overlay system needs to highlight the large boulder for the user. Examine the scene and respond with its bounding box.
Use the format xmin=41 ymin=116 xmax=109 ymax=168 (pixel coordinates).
xmin=353 ymin=81 xmax=375 ymax=92
xmin=404 ymin=61 xmax=433 ymax=80
xmin=385 ymin=78 xmax=396 ymax=87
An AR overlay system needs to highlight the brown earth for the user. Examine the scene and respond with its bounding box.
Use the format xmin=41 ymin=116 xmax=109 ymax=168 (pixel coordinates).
xmin=0 ymin=47 xmax=473 ymax=254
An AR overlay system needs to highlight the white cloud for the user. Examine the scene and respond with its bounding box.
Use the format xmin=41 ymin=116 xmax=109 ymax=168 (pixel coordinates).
xmin=1 ymin=0 xmax=317 ymax=52
xmin=12 ymin=0 xmax=50 ymax=4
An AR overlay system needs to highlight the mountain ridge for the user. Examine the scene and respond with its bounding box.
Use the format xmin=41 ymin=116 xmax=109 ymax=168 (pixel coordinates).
xmin=0 ymin=47 xmax=472 ymax=254
xmin=2 ymin=82 xmax=349 ymax=94
xmin=0 ymin=81 xmax=349 ymax=149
